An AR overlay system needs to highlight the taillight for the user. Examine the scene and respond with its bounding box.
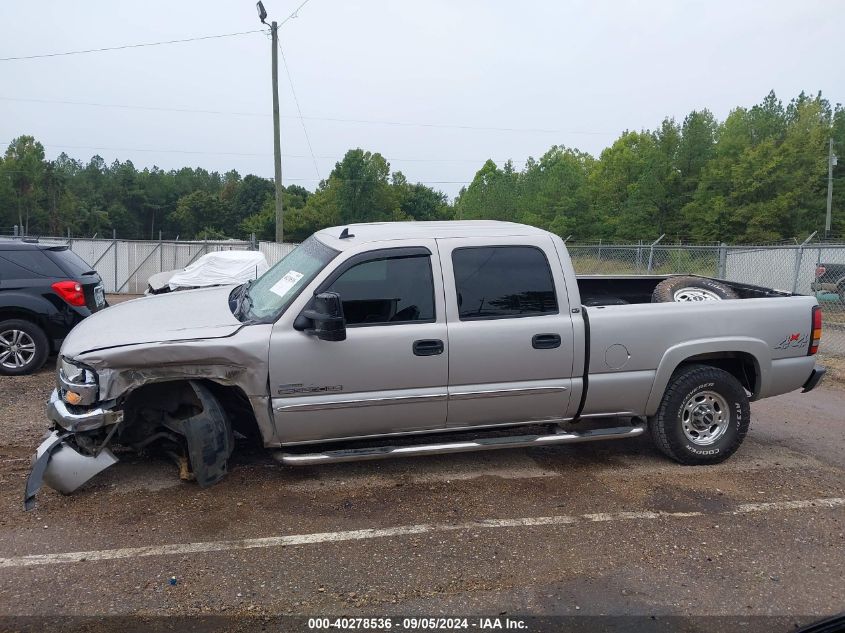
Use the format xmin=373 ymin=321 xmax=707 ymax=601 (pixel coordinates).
xmin=815 ymin=265 xmax=826 ymax=278
xmin=52 ymin=280 xmax=86 ymax=307
xmin=808 ymin=305 xmax=822 ymax=355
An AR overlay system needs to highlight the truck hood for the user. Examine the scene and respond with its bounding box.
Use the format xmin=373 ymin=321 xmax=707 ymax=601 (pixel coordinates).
xmin=61 ymin=285 xmax=243 ymax=357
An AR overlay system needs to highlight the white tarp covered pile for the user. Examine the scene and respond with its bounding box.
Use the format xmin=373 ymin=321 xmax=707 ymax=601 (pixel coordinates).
xmin=157 ymin=251 xmax=269 ymax=291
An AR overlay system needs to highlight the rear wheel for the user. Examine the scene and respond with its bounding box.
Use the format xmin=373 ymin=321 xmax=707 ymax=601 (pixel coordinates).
xmin=650 ymin=364 xmax=750 ymax=464
xmin=0 ymin=319 xmax=49 ymax=376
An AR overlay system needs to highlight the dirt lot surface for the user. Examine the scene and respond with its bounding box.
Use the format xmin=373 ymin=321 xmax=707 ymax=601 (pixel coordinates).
xmin=0 ymin=362 xmax=843 ymax=631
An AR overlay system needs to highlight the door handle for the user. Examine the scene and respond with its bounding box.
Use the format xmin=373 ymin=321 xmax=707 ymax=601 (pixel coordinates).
xmin=413 ymin=339 xmax=444 ymax=356
xmin=532 ymin=333 xmax=561 ymax=349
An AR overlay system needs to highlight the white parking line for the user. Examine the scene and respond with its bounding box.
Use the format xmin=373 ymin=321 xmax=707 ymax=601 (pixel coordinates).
xmin=0 ymin=497 xmax=842 ymax=569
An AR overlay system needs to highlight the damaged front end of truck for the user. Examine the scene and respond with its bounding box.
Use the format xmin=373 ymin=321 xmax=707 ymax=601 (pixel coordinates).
xmin=23 ymin=286 xmax=274 ymax=510
xmin=24 ymin=358 xmax=241 ymax=511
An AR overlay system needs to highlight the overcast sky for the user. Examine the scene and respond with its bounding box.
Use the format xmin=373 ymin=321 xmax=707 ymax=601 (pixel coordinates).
xmin=1 ymin=0 xmax=843 ymax=198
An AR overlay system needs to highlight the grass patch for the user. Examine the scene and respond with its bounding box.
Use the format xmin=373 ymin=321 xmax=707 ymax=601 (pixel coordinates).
xmin=818 ymin=354 xmax=845 ymax=389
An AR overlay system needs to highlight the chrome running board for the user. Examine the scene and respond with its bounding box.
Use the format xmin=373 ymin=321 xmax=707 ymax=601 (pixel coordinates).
xmin=275 ymin=424 xmax=645 ymax=466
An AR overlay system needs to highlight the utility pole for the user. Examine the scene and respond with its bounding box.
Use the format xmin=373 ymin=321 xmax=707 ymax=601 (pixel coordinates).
xmin=826 ymin=138 xmax=837 ymax=239
xmin=270 ymin=20 xmax=284 ymax=242
xmin=257 ymin=2 xmax=284 ymax=243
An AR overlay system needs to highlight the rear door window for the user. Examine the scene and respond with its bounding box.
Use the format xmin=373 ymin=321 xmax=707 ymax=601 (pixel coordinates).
xmin=451 ymin=246 xmax=558 ymax=320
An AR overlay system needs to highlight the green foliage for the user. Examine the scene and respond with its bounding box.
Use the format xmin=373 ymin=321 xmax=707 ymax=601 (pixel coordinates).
xmin=394 ymin=175 xmax=450 ymax=221
xmin=1 ymin=90 xmax=842 ymax=243
xmin=169 ymin=191 xmax=227 ymax=237
xmin=229 ymin=174 xmax=274 ymax=228
xmin=240 ymin=185 xmax=313 ymax=241
xmin=240 ymin=149 xmax=447 ymax=241
xmin=454 ymin=90 xmax=841 ymax=243
xmin=682 ymin=91 xmax=837 ymax=242
xmin=3 ymin=135 xmax=45 ymax=234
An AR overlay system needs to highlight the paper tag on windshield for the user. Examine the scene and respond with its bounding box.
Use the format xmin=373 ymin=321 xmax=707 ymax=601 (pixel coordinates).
xmin=268 ymin=270 xmax=304 ymax=297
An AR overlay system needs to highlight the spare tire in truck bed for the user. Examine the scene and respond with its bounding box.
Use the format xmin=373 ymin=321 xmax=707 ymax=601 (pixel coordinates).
xmin=652 ymin=276 xmax=738 ymax=303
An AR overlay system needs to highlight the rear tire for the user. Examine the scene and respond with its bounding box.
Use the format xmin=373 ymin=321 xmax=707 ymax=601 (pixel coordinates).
xmin=0 ymin=319 xmax=49 ymax=376
xmin=652 ymin=276 xmax=738 ymax=303
xmin=650 ymin=364 xmax=750 ymax=465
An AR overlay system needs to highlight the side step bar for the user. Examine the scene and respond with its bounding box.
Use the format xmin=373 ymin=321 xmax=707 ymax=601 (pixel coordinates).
xmin=275 ymin=424 xmax=645 ymax=466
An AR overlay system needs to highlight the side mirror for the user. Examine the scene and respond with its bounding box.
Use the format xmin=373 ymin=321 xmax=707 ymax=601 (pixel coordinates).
xmin=301 ymin=292 xmax=346 ymax=341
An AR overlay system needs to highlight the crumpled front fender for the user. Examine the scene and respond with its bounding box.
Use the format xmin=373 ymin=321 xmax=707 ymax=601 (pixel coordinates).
xmin=24 ymin=431 xmax=118 ymax=511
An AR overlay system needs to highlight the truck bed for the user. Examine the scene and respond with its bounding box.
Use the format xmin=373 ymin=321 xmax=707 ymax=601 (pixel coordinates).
xmin=570 ymin=275 xmax=817 ymax=420
xmin=576 ymin=274 xmax=792 ymax=306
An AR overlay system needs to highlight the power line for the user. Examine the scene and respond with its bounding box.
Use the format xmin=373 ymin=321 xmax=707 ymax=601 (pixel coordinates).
xmin=300 ymin=115 xmax=608 ymax=135
xmin=278 ymin=0 xmax=314 ymax=28
xmin=0 ymin=96 xmax=611 ymax=135
xmin=0 ymin=1 xmax=308 ymax=63
xmin=0 ymin=96 xmax=266 ymax=117
xmin=0 ymin=30 xmax=267 ymax=62
xmin=0 ymin=139 xmax=533 ymax=164
xmin=278 ymin=42 xmax=321 ymax=180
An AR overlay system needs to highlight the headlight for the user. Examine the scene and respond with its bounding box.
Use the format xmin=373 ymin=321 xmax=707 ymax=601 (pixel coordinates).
xmin=59 ymin=357 xmax=92 ymax=384
xmin=58 ymin=357 xmax=98 ymax=406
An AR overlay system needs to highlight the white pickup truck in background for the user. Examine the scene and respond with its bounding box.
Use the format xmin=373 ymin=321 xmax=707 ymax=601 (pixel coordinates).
xmin=25 ymin=221 xmax=825 ymax=508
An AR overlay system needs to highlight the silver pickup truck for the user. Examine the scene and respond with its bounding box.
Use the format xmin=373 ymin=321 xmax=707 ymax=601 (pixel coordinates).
xmin=25 ymin=221 xmax=825 ymax=508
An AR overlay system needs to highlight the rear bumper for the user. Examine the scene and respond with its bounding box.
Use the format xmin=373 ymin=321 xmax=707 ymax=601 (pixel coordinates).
xmin=801 ymin=364 xmax=826 ymax=393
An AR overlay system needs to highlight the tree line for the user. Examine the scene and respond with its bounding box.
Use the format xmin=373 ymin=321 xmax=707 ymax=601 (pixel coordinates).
xmin=1 ymin=90 xmax=842 ymax=244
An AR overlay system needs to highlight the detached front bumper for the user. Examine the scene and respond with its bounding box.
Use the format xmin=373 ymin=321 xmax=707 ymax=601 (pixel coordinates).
xmin=24 ymin=431 xmax=118 ymax=510
xmin=24 ymin=390 xmax=122 ymax=510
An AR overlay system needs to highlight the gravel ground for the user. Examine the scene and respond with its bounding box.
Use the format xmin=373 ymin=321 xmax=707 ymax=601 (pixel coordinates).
xmin=820 ymin=353 xmax=845 ymax=386
xmin=0 ymin=342 xmax=843 ymax=630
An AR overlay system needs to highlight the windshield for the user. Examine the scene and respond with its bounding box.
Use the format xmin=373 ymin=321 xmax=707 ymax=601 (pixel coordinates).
xmin=243 ymin=236 xmax=338 ymax=321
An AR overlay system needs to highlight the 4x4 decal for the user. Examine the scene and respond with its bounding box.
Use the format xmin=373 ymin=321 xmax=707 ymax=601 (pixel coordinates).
xmin=774 ymin=332 xmax=808 ymax=350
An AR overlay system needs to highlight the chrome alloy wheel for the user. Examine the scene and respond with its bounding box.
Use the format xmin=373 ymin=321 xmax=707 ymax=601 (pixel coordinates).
xmin=0 ymin=329 xmax=37 ymax=369
xmin=681 ymin=390 xmax=730 ymax=445
xmin=673 ymin=287 xmax=722 ymax=302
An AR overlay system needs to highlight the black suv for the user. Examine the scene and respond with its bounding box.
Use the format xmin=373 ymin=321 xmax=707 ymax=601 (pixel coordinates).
xmin=0 ymin=241 xmax=106 ymax=375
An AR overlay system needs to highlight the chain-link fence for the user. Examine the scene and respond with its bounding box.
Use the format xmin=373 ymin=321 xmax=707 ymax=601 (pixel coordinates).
xmin=568 ymin=242 xmax=845 ymax=356
xmin=568 ymin=243 xmax=723 ymax=277
xmin=258 ymin=241 xmax=298 ymax=265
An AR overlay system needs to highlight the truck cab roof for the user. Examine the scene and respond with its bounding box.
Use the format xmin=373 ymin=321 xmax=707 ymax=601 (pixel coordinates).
xmin=315 ymin=220 xmax=550 ymax=251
